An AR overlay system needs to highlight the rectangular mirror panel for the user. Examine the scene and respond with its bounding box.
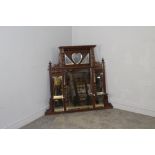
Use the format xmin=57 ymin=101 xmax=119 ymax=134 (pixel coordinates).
xmin=65 ymin=69 xmax=93 ymax=111
xmin=95 ymin=72 xmax=104 ymax=108
xmin=52 ymin=75 xmax=64 ymax=112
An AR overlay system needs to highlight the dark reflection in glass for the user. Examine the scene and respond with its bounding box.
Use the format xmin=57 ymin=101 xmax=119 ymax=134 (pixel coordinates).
xmin=96 ymin=73 xmax=103 ymax=92
xmin=65 ymin=69 xmax=93 ymax=110
xmin=95 ymin=72 xmax=104 ymax=107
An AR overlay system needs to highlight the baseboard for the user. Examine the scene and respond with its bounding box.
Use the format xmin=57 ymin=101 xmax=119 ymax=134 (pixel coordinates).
xmin=5 ymin=105 xmax=48 ymax=129
xmin=113 ymin=103 xmax=155 ymax=117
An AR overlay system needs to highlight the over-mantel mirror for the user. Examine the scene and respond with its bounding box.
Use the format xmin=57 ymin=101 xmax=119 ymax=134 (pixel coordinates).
xmin=45 ymin=45 xmax=113 ymax=115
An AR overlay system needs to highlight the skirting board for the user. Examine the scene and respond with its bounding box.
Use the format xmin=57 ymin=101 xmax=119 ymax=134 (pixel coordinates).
xmin=113 ymin=103 xmax=155 ymax=117
xmin=5 ymin=105 xmax=48 ymax=129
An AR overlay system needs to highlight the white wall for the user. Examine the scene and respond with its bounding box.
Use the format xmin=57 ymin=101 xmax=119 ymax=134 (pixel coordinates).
xmin=0 ymin=26 xmax=72 ymax=128
xmin=72 ymin=26 xmax=155 ymax=117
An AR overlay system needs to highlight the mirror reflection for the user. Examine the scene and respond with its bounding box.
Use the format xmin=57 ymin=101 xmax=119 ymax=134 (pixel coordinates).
xmin=72 ymin=53 xmax=82 ymax=64
xmin=53 ymin=76 xmax=64 ymax=112
xmin=65 ymin=69 xmax=93 ymax=110
xmin=81 ymin=53 xmax=89 ymax=64
xmin=95 ymin=72 xmax=104 ymax=108
xmin=65 ymin=55 xmax=74 ymax=65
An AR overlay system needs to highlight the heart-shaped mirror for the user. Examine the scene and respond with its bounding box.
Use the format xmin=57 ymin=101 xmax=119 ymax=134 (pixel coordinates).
xmin=72 ymin=53 xmax=82 ymax=64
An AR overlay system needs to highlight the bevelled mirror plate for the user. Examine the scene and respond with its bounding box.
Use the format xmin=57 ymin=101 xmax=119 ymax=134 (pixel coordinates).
xmin=65 ymin=55 xmax=74 ymax=65
xmin=81 ymin=53 xmax=90 ymax=64
xmin=72 ymin=53 xmax=82 ymax=64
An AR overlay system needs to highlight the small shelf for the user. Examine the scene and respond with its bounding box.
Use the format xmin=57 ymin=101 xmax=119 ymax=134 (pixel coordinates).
xmin=67 ymin=105 xmax=93 ymax=111
xmin=55 ymin=107 xmax=64 ymax=112
xmin=95 ymin=104 xmax=104 ymax=108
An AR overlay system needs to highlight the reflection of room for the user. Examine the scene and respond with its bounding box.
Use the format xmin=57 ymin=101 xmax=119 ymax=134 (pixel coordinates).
xmin=65 ymin=69 xmax=92 ymax=110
